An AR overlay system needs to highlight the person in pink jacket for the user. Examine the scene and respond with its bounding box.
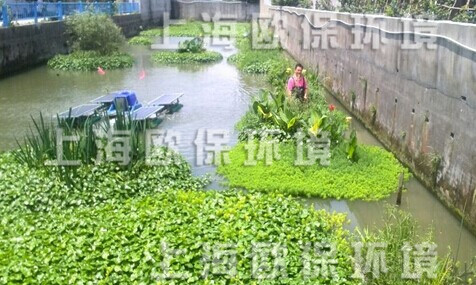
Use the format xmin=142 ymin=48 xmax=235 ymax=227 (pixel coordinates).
xmin=286 ymin=63 xmax=308 ymax=101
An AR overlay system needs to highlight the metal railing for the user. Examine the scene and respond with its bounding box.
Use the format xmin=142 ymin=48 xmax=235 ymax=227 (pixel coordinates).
xmin=1 ymin=1 xmax=140 ymax=27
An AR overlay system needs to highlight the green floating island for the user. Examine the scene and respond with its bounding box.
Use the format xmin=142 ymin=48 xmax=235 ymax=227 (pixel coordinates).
xmin=128 ymin=35 xmax=153 ymax=46
xmin=218 ymin=142 xmax=410 ymax=201
xmin=128 ymin=21 xmax=251 ymax=46
xmin=0 ymin=190 xmax=355 ymax=283
xmin=152 ymin=37 xmax=223 ymax=64
xmin=47 ymin=51 xmax=134 ymax=71
xmin=152 ymin=50 xmax=223 ymax=64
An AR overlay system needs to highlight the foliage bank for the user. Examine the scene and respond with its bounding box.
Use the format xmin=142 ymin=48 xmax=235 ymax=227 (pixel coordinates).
xmin=48 ymin=13 xmax=132 ymax=71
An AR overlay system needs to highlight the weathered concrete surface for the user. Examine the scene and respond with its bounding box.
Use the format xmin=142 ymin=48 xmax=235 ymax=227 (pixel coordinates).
xmin=266 ymin=6 xmax=476 ymax=232
xmin=171 ymin=0 xmax=259 ymax=21
xmin=0 ymin=14 xmax=142 ymax=77
xmin=112 ymin=13 xmax=143 ymax=37
xmin=141 ymin=0 xmax=171 ymax=25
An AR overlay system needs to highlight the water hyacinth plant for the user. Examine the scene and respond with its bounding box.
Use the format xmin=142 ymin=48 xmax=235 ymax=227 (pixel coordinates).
xmin=0 ymin=190 xmax=356 ymax=283
xmin=152 ymin=51 xmax=223 ymax=64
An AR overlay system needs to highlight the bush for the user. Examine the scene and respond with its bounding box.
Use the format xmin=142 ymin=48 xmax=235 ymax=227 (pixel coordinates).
xmin=272 ymin=0 xmax=311 ymax=8
xmin=339 ymin=0 xmax=475 ymax=23
xmin=152 ymin=51 xmax=223 ymax=64
xmin=66 ymin=12 xmax=125 ymax=54
xmin=47 ymin=51 xmax=133 ymax=71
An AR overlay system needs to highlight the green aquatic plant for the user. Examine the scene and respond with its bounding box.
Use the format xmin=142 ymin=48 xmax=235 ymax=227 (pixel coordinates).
xmin=152 ymin=51 xmax=223 ymax=64
xmin=128 ymin=21 xmax=251 ymax=46
xmin=228 ymin=37 xmax=285 ymax=74
xmin=177 ymin=37 xmax=205 ymax=53
xmin=128 ymin=35 xmax=153 ymax=45
xmin=47 ymin=51 xmax=133 ymax=71
xmin=354 ymin=207 xmax=476 ymax=284
xmin=307 ymin=111 xmax=327 ymax=136
xmin=13 ymin=113 xmax=56 ymax=168
xmin=0 ymin=151 xmax=209 ymax=214
xmin=218 ymin=142 xmax=409 ymax=201
xmin=0 ymin=190 xmax=355 ymax=283
xmin=246 ymin=88 xmax=348 ymax=145
xmin=12 ymin=110 xmax=149 ymax=168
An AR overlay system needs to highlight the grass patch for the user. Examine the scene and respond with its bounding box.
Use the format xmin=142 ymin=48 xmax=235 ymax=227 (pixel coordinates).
xmin=151 ymin=50 xmax=223 ymax=64
xmin=0 ymin=190 xmax=355 ymax=284
xmin=218 ymin=142 xmax=409 ymax=201
xmin=47 ymin=51 xmax=133 ymax=71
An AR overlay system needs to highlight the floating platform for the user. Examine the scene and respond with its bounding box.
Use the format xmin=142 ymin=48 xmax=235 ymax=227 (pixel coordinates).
xmin=57 ymin=91 xmax=184 ymax=124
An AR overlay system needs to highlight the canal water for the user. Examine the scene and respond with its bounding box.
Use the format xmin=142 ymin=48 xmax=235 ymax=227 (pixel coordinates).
xmin=0 ymin=39 xmax=475 ymax=264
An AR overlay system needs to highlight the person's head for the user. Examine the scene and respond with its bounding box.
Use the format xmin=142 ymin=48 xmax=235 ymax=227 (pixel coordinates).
xmin=294 ymin=63 xmax=303 ymax=75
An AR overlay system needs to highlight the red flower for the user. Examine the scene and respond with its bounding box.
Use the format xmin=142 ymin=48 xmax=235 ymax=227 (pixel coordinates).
xmin=329 ymin=104 xmax=335 ymax=112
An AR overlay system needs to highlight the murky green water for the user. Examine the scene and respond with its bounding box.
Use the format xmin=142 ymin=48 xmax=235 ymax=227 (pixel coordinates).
xmin=0 ymin=41 xmax=475 ymax=264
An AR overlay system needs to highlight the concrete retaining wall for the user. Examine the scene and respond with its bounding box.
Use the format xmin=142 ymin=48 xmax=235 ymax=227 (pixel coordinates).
xmin=112 ymin=13 xmax=143 ymax=38
xmin=171 ymin=0 xmax=259 ymax=21
xmin=140 ymin=0 xmax=171 ymax=25
xmin=266 ymin=6 xmax=476 ymax=231
xmin=0 ymin=14 xmax=142 ymax=77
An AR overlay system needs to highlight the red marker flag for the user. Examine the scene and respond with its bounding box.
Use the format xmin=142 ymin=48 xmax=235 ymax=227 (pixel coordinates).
xmin=97 ymin=66 xmax=106 ymax=75
xmin=139 ymin=69 xmax=146 ymax=80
